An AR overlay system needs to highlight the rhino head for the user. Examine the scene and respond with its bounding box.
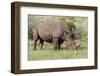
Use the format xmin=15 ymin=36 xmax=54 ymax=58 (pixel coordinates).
xmin=64 ymin=32 xmax=80 ymax=50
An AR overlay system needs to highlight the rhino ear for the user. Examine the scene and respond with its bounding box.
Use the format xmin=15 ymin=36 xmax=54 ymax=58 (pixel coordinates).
xmin=64 ymin=31 xmax=69 ymax=35
xmin=63 ymin=31 xmax=69 ymax=39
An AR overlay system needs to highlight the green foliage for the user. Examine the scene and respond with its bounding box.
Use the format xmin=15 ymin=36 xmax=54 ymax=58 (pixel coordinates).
xmin=64 ymin=19 xmax=76 ymax=31
xmin=57 ymin=16 xmax=76 ymax=30
xmin=74 ymin=17 xmax=88 ymax=39
xmin=66 ymin=20 xmax=75 ymax=28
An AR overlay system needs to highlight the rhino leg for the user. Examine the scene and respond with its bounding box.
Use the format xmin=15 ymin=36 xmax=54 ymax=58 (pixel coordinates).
xmin=58 ymin=42 xmax=61 ymax=50
xmin=34 ymin=38 xmax=38 ymax=50
xmin=58 ymin=39 xmax=63 ymax=50
xmin=33 ymin=30 xmax=39 ymax=50
xmin=53 ymin=37 xmax=59 ymax=50
xmin=39 ymin=39 xmax=44 ymax=50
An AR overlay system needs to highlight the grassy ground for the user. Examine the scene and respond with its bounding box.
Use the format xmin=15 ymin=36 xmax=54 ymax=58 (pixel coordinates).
xmin=28 ymin=40 xmax=88 ymax=61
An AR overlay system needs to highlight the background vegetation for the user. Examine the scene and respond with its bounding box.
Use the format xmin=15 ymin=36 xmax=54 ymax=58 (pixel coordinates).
xmin=28 ymin=15 xmax=88 ymax=61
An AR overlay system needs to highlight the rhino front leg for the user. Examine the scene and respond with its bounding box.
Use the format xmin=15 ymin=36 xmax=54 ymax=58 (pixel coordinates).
xmin=58 ymin=40 xmax=63 ymax=50
xmin=53 ymin=37 xmax=59 ymax=50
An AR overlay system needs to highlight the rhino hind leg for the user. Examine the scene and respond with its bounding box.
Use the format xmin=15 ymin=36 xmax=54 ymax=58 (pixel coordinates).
xmin=39 ymin=39 xmax=44 ymax=50
xmin=33 ymin=38 xmax=38 ymax=50
xmin=33 ymin=31 xmax=39 ymax=50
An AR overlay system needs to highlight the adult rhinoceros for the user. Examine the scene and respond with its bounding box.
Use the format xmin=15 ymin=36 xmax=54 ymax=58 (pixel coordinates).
xmin=33 ymin=19 xmax=79 ymax=50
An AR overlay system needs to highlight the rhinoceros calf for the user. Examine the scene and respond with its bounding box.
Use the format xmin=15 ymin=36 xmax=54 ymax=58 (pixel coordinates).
xmin=33 ymin=19 xmax=78 ymax=50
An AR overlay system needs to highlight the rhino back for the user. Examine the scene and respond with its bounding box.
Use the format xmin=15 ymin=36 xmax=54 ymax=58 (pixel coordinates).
xmin=37 ymin=19 xmax=69 ymax=42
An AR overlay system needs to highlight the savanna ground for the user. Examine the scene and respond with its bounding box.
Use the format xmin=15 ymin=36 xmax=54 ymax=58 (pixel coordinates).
xmin=28 ymin=39 xmax=88 ymax=61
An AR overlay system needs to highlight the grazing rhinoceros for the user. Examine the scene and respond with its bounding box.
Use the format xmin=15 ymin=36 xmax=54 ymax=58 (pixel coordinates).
xmin=33 ymin=19 xmax=79 ymax=50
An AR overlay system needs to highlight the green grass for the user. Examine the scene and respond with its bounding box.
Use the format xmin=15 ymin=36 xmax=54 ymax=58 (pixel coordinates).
xmin=28 ymin=40 xmax=88 ymax=61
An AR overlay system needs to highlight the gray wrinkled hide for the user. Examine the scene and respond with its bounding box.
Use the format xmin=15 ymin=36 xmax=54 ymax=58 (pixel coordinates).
xmin=33 ymin=19 xmax=76 ymax=50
